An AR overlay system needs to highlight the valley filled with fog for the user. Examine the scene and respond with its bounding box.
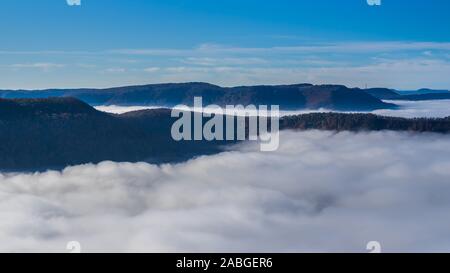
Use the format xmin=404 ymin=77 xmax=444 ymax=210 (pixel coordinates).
xmin=1 ymin=130 xmax=450 ymax=252
xmin=2 ymin=0 xmax=450 ymax=256
xmin=1 ymin=99 xmax=450 ymax=252
xmin=95 ymin=99 xmax=450 ymax=118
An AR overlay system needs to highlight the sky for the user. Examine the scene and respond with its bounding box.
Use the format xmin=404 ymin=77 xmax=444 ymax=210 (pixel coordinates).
xmin=1 ymin=0 xmax=450 ymax=89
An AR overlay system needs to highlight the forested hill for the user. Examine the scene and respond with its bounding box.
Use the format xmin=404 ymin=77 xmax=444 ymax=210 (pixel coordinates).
xmin=0 ymin=82 xmax=396 ymax=111
xmin=1 ymin=97 xmax=449 ymax=171
xmin=280 ymin=113 xmax=450 ymax=133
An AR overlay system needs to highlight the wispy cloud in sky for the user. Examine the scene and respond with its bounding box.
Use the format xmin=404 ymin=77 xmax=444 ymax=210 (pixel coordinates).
xmin=10 ymin=63 xmax=65 ymax=71
xmin=2 ymin=41 xmax=450 ymax=56
xmin=1 ymin=41 xmax=450 ymax=90
xmin=108 ymin=41 xmax=450 ymax=56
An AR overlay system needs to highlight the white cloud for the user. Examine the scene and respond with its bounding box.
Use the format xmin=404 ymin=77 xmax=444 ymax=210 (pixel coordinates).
xmin=95 ymin=105 xmax=164 ymax=114
xmin=2 ymin=41 xmax=450 ymax=57
xmin=2 ymin=41 xmax=450 ymax=90
xmin=95 ymin=100 xmax=450 ymax=119
xmin=10 ymin=63 xmax=65 ymax=71
xmin=0 ymin=50 xmax=93 ymax=56
xmin=143 ymin=67 xmax=161 ymax=73
xmin=373 ymin=100 xmax=450 ymax=118
xmin=1 ymin=131 xmax=450 ymax=252
xmin=103 ymin=68 xmax=126 ymax=73
xmin=305 ymin=58 xmax=450 ymax=90
xmin=181 ymin=57 xmax=268 ymax=66
xmin=125 ymin=57 xmax=449 ymax=89
xmin=111 ymin=41 xmax=450 ymax=56
xmin=106 ymin=43 xmax=450 ymax=89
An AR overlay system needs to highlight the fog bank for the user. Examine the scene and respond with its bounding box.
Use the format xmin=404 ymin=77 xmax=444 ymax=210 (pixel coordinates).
xmin=95 ymin=99 xmax=450 ymax=118
xmin=1 ymin=131 xmax=450 ymax=252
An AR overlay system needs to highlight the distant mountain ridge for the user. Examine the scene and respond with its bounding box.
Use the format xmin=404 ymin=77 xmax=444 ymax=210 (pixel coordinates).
xmin=362 ymin=87 xmax=450 ymax=101
xmin=1 ymin=97 xmax=450 ymax=171
xmin=363 ymin=88 xmax=401 ymax=100
xmin=0 ymin=97 xmax=230 ymax=171
xmin=0 ymin=82 xmax=396 ymax=111
xmin=397 ymin=88 xmax=450 ymax=95
xmin=0 ymin=97 xmax=99 ymax=118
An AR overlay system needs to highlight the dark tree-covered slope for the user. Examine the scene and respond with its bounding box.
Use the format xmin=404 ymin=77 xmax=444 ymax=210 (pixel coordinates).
xmin=1 ymin=97 xmax=449 ymax=171
xmin=280 ymin=113 xmax=450 ymax=133
xmin=0 ymin=98 xmax=230 ymax=171
xmin=0 ymin=82 xmax=396 ymax=111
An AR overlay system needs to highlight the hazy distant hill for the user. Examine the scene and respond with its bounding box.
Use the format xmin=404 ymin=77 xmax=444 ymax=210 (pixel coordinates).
xmin=363 ymin=88 xmax=401 ymax=100
xmin=1 ymin=97 xmax=450 ymax=171
xmin=397 ymin=88 xmax=450 ymax=95
xmin=2 ymin=83 xmax=449 ymax=109
xmin=0 ymin=82 xmax=396 ymax=111
xmin=362 ymin=87 xmax=450 ymax=101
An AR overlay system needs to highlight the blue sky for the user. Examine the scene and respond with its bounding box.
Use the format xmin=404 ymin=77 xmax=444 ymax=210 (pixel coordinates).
xmin=1 ymin=0 xmax=450 ymax=89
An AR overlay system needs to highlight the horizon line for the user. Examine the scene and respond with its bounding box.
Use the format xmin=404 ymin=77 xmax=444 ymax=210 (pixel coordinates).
xmin=0 ymin=81 xmax=446 ymax=92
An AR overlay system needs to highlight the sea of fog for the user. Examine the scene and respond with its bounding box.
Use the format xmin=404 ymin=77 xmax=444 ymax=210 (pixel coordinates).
xmin=2 ymin=100 xmax=450 ymax=252
xmin=95 ymin=100 xmax=450 ymax=118
xmin=2 ymin=130 xmax=450 ymax=252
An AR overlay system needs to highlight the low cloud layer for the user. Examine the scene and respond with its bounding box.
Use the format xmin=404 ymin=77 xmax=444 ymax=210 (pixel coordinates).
xmin=373 ymin=100 xmax=450 ymax=118
xmin=1 ymin=131 xmax=450 ymax=252
xmin=96 ymin=99 xmax=450 ymax=118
